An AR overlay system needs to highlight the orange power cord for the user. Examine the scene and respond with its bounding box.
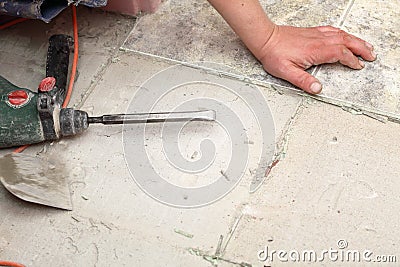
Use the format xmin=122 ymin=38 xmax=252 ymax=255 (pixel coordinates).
xmin=0 ymin=18 xmax=28 ymax=30
xmin=0 ymin=261 xmax=25 ymax=267
xmin=63 ymin=5 xmax=79 ymax=109
xmin=0 ymin=5 xmax=79 ymax=267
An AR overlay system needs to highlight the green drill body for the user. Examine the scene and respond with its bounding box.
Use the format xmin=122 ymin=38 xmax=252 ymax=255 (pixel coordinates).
xmin=0 ymin=36 xmax=216 ymax=149
xmin=0 ymin=75 xmax=89 ymax=149
xmin=0 ymin=76 xmax=44 ymax=148
xmin=0 ymin=35 xmax=89 ymax=149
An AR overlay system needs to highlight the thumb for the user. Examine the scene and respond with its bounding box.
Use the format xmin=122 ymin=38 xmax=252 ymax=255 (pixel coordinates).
xmin=282 ymin=65 xmax=322 ymax=94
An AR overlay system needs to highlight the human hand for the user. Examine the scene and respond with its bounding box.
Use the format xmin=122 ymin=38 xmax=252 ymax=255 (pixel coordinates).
xmin=258 ymin=25 xmax=377 ymax=94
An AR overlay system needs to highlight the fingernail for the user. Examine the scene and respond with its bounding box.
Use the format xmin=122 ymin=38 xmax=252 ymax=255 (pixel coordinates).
xmin=359 ymin=59 xmax=365 ymax=68
xmin=310 ymin=82 xmax=322 ymax=94
xmin=365 ymin=42 xmax=374 ymax=50
xmin=371 ymin=50 xmax=377 ymax=59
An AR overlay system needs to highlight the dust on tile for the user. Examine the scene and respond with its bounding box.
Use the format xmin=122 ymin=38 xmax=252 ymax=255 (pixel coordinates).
xmin=317 ymin=0 xmax=400 ymax=115
xmin=123 ymin=0 xmax=349 ymax=87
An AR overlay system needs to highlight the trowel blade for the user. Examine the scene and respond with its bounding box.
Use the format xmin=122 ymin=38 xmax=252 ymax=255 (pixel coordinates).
xmin=0 ymin=153 xmax=72 ymax=210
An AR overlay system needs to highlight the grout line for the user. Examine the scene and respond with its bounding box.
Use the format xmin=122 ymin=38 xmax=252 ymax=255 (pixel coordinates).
xmin=121 ymin=43 xmax=400 ymax=123
xmin=188 ymin=247 xmax=252 ymax=267
xmin=311 ymin=65 xmax=321 ymax=76
xmin=187 ymin=207 xmax=251 ymax=266
xmin=120 ymin=13 xmax=145 ymax=49
xmin=313 ymin=0 xmax=355 ymax=78
xmin=74 ymin=59 xmax=113 ymax=109
xmin=296 ymin=91 xmax=400 ymax=121
xmin=215 ymin=235 xmax=224 ymax=256
xmin=273 ymin=99 xmax=305 ymax=162
xmin=337 ymin=0 xmax=356 ymax=28
xmin=120 ymin=46 xmax=295 ymax=90
xmin=221 ymin=213 xmax=244 ymax=255
xmin=74 ymin=19 xmax=139 ymax=110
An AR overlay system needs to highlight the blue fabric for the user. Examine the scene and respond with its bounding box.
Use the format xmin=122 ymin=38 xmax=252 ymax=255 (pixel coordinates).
xmin=0 ymin=0 xmax=107 ymax=23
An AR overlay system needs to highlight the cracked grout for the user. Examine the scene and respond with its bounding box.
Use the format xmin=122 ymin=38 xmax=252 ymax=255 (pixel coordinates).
xmin=273 ymin=98 xmax=306 ymax=163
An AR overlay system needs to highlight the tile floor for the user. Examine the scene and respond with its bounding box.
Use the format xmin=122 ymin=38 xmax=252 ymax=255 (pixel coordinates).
xmin=0 ymin=1 xmax=399 ymax=266
xmin=124 ymin=0 xmax=400 ymax=117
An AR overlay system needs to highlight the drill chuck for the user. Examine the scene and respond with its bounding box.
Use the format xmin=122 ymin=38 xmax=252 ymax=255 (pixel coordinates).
xmin=59 ymin=109 xmax=89 ymax=137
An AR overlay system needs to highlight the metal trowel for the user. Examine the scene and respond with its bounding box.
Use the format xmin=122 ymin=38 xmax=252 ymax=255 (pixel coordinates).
xmin=0 ymin=153 xmax=73 ymax=210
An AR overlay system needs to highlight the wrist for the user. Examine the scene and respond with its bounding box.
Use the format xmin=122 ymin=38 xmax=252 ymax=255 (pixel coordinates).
xmin=254 ymin=23 xmax=279 ymax=63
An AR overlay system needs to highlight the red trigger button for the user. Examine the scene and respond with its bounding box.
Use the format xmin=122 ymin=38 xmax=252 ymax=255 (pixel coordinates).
xmin=8 ymin=90 xmax=29 ymax=106
xmin=39 ymin=77 xmax=56 ymax=92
